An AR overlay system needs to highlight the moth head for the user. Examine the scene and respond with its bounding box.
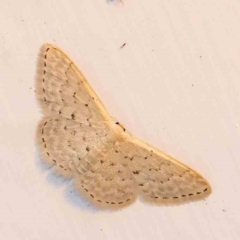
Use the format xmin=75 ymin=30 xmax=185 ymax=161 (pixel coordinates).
xmin=115 ymin=121 xmax=126 ymax=132
xmin=109 ymin=118 xmax=129 ymax=136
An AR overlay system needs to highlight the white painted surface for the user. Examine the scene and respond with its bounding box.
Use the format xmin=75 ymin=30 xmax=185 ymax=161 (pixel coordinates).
xmin=0 ymin=0 xmax=239 ymax=239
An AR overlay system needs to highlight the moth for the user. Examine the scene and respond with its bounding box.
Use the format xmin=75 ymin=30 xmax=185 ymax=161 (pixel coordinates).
xmin=36 ymin=43 xmax=211 ymax=209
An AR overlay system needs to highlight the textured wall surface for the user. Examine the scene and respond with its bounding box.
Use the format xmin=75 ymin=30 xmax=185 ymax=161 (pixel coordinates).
xmin=0 ymin=1 xmax=239 ymax=239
